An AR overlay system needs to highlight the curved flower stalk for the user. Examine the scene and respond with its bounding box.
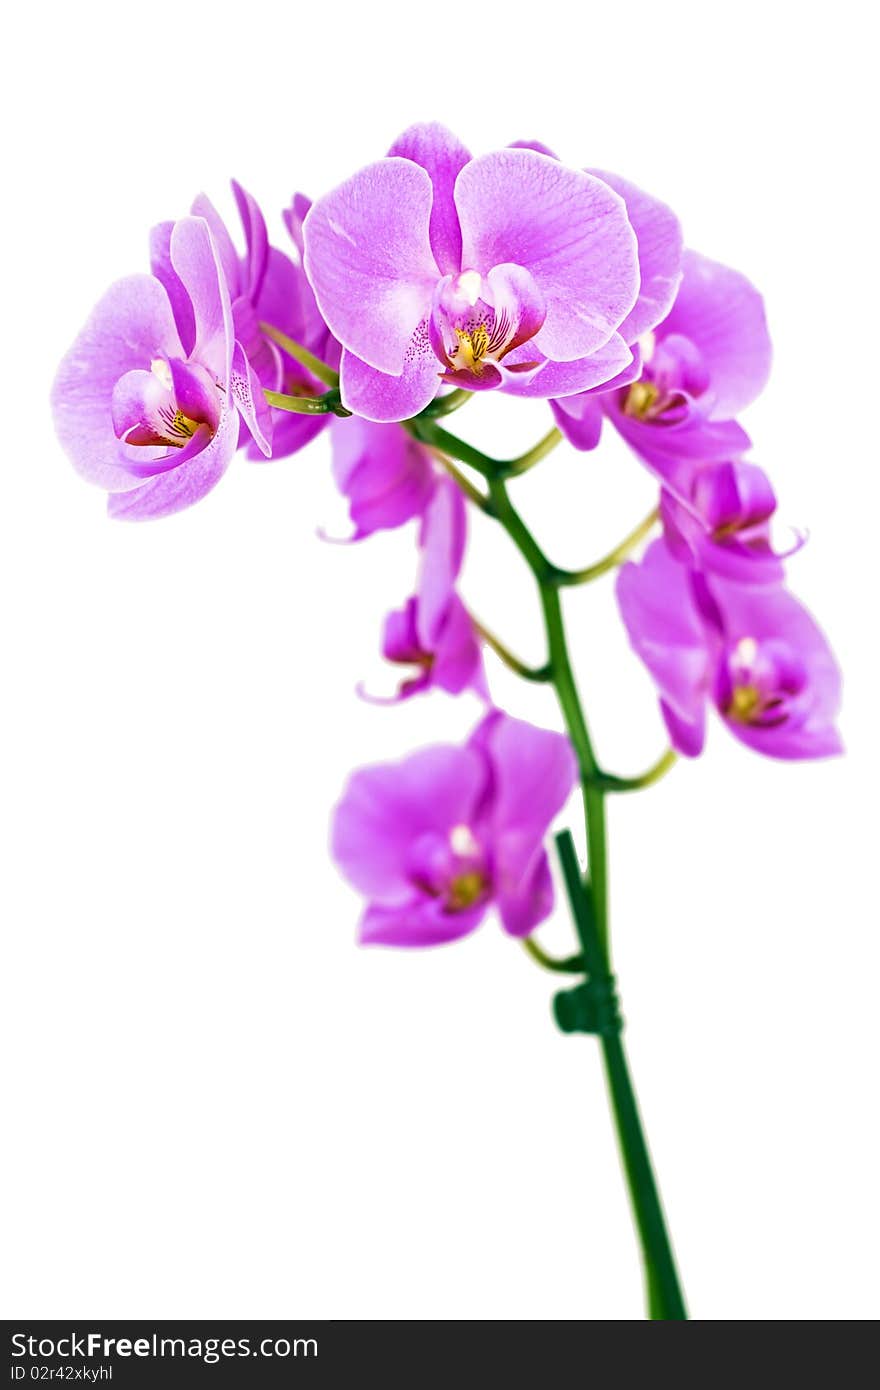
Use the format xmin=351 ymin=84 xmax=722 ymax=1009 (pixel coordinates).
xmin=49 ymin=123 xmax=843 ymax=1321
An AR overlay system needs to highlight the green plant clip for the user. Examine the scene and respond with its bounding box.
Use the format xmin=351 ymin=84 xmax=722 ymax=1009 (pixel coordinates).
xmin=553 ymin=976 xmax=623 ymax=1037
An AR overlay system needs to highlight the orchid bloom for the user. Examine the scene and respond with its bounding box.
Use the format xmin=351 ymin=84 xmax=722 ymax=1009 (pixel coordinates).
xmin=52 ymin=217 xmax=270 ymax=521
xmin=552 ymin=249 xmax=772 ymax=479
xmin=511 ymin=142 xmax=684 ymax=355
xmin=302 ymin=123 xmax=649 ymax=422
xmin=378 ymin=478 xmax=485 ymax=700
xmin=616 ymin=538 xmax=841 ymax=759
xmin=328 ymin=414 xmax=437 ymax=541
xmin=658 ymin=456 xmax=804 ymax=584
xmin=191 ymin=185 xmax=441 ymax=526
xmin=153 ymin=184 xmax=339 ymax=461
xmin=331 ymin=710 xmax=577 ymax=945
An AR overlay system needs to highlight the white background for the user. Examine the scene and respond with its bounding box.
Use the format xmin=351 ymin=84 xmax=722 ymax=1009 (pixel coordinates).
xmin=2 ymin=0 xmax=877 ymax=1321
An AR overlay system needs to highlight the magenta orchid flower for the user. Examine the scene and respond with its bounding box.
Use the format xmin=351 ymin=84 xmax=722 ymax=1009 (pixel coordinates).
xmin=281 ymin=194 xmax=439 ymax=534
xmin=328 ymin=414 xmax=437 ymax=541
xmin=302 ymin=123 xmax=646 ymax=422
xmin=552 ymin=249 xmax=772 ymax=480
xmin=616 ymin=538 xmax=841 ymax=759
xmin=152 ymin=184 xmax=440 ymax=528
xmin=512 ymin=142 xmax=684 ymax=352
xmin=331 ymin=710 xmax=577 ymax=946
xmin=378 ymin=478 xmax=485 ymax=700
xmin=49 ymin=127 xmax=844 ymax=1318
xmin=153 ymin=183 xmax=276 ymax=391
xmin=153 ymin=185 xmax=338 ymax=461
xmin=658 ymin=456 xmax=803 ymax=585
xmin=255 ymin=191 xmax=346 ymax=460
xmin=51 ymin=217 xmax=270 ymax=521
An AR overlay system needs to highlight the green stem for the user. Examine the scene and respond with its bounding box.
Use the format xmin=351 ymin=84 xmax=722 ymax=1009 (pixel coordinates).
xmin=555 ymin=508 xmax=660 ymax=587
xmin=408 ymin=416 xmax=686 ymax=1317
xmin=472 ymin=618 xmax=552 ymax=683
xmin=485 ymin=474 xmax=686 ymax=1320
xmin=501 ymin=427 xmax=563 ymax=477
xmin=406 ymin=421 xmax=561 ymax=481
xmin=522 ymin=937 xmax=585 ymax=974
xmin=556 ymin=831 xmax=687 ymax=1321
xmin=407 ymin=420 xmax=498 ymax=478
xmin=264 ymin=390 xmax=334 ymax=415
xmin=430 ymin=454 xmax=491 ymax=512
xmin=259 ymin=322 xmax=339 ymax=388
xmin=264 ymin=387 xmax=351 ymax=418
xmin=599 ymin=748 xmax=678 ymax=794
xmin=417 ymin=388 xmax=472 ymax=420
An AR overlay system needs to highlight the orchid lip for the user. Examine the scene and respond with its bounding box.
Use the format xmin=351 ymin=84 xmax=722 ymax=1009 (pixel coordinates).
xmin=113 ymin=355 xmax=220 ymax=455
xmin=429 ymin=265 xmax=546 ymax=380
xmin=720 ymin=635 xmax=809 ymax=729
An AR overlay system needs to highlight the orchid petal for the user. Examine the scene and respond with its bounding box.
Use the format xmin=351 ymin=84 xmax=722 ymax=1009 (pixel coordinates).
xmin=51 ymin=275 xmax=183 ymax=493
xmin=661 ymin=250 xmax=772 ymax=418
xmin=340 ymin=333 xmax=439 ymax=422
xmin=107 ymin=400 xmax=237 ymax=521
xmin=169 ymin=217 xmax=233 ymax=386
xmin=455 ymin=149 xmax=639 ymax=361
xmin=388 ymin=122 xmax=471 ymax=275
xmin=149 ymin=221 xmax=196 ymax=355
xmin=303 ymin=159 xmax=440 ymax=375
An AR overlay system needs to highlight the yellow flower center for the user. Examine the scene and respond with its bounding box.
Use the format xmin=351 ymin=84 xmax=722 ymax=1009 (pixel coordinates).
xmin=454 ymin=323 xmax=490 ymax=375
xmin=157 ymin=405 xmax=200 ymax=447
xmin=728 ymin=684 xmax=762 ymax=723
xmin=447 ymin=870 xmax=487 ymax=911
xmin=148 ymin=360 xmax=201 ymax=448
xmin=622 ymin=380 xmax=661 ymax=420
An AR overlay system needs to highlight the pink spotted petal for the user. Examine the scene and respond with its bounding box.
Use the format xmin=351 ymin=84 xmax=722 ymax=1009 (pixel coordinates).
xmin=340 ymin=335 xmax=440 ymax=422
xmin=230 ymin=339 xmax=272 ymax=457
xmin=232 ymin=296 xmax=283 ymax=392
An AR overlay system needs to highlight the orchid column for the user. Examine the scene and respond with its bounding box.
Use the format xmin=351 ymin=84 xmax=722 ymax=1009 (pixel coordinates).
xmin=51 ymin=123 xmax=841 ymax=1321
